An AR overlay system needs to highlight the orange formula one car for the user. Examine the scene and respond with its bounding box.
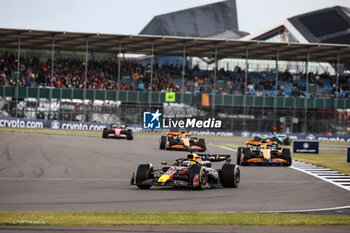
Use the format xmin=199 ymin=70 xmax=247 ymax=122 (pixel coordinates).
xmin=236 ymin=140 xmax=292 ymax=166
xmin=159 ymin=132 xmax=206 ymax=152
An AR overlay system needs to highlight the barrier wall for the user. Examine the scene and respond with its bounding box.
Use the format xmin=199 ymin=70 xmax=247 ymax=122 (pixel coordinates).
xmin=0 ymin=86 xmax=192 ymax=105
xmin=1 ymin=86 xmax=350 ymax=109
xmin=1 ymin=117 xmax=349 ymax=142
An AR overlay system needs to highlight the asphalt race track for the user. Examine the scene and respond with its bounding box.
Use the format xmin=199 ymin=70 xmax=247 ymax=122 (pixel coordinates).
xmin=0 ymin=132 xmax=350 ymax=212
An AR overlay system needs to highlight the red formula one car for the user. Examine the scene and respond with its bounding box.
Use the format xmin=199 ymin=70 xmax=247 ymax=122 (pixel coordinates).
xmin=102 ymin=124 xmax=133 ymax=140
xmin=130 ymin=152 xmax=240 ymax=190
xmin=159 ymin=132 xmax=206 ymax=152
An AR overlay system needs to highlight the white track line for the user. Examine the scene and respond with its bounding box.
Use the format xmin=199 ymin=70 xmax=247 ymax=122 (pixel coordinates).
xmin=309 ymin=171 xmax=340 ymax=174
xmin=304 ymin=168 xmax=331 ymax=169
xmin=254 ymin=205 xmax=350 ymax=213
xmin=216 ymin=145 xmax=350 ymax=192
xmin=0 ymin=178 xmax=129 ymax=181
xmin=242 ymin=180 xmax=324 ymax=183
xmin=328 ymin=179 xmax=350 ymax=181
xmin=226 ymin=205 xmax=350 ymax=214
xmin=290 ymin=164 xmax=350 ymax=191
xmin=212 ymin=145 xmax=350 ymax=213
xmin=318 ymin=175 xmax=348 ymax=177
xmin=211 ymin=144 xmax=237 ymax=152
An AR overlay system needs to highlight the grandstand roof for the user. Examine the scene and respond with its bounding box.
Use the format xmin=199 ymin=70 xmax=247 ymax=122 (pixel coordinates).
xmin=0 ymin=28 xmax=349 ymax=63
xmin=288 ymin=6 xmax=350 ymax=44
xmin=204 ymin=30 xmax=249 ymax=40
xmin=139 ymin=0 xmax=242 ymax=38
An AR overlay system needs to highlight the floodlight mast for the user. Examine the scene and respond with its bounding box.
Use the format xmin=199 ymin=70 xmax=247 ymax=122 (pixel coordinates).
xmin=274 ymin=46 xmax=279 ymax=128
xmin=49 ymin=33 xmax=55 ymax=118
xmin=181 ymin=42 xmax=186 ymax=104
xmin=84 ymin=36 xmax=88 ymax=92
xmin=83 ymin=36 xmax=89 ymax=122
xmin=16 ymin=32 xmax=21 ymax=79
xmin=243 ymin=45 xmax=249 ymax=131
xmin=117 ymin=40 xmax=122 ymax=101
xmin=335 ymin=48 xmax=341 ymax=129
xmin=336 ymin=48 xmax=340 ymax=98
xmin=16 ymin=32 xmax=21 ymax=119
xmin=213 ymin=43 xmax=218 ymax=117
xmin=149 ymin=40 xmax=154 ymax=108
xmin=304 ymin=48 xmax=310 ymax=133
xmin=51 ymin=34 xmax=55 ymax=87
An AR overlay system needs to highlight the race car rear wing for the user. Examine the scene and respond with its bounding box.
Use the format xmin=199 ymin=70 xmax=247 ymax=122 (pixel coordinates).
xmin=246 ymin=141 xmax=277 ymax=145
xmin=166 ymin=132 xmax=191 ymax=136
xmin=197 ymin=154 xmax=231 ymax=162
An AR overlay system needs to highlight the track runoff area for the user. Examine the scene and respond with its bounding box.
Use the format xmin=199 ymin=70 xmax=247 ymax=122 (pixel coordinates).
xmin=0 ymin=130 xmax=349 ymax=217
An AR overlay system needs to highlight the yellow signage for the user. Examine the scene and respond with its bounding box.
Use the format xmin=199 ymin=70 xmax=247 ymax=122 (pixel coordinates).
xmin=165 ymin=92 xmax=176 ymax=102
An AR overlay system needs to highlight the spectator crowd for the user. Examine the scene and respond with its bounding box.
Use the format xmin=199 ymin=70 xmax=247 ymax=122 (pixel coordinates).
xmin=0 ymin=52 xmax=349 ymax=98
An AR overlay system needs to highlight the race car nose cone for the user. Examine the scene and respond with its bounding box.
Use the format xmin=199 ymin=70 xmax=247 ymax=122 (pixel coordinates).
xmin=158 ymin=175 xmax=170 ymax=183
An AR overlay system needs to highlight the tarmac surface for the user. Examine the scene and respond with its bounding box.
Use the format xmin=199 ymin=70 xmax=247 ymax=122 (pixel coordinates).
xmin=0 ymin=131 xmax=349 ymax=213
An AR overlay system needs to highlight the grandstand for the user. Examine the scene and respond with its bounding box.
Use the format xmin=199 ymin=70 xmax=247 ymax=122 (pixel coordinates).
xmin=1 ymin=51 xmax=348 ymax=98
xmin=0 ymin=0 xmax=349 ymax=135
xmin=0 ymin=28 xmax=349 ymax=134
xmin=0 ymin=55 xmax=348 ymax=101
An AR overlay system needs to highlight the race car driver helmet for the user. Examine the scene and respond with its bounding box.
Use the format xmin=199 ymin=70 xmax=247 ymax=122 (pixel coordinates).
xmin=193 ymin=154 xmax=203 ymax=165
xmin=193 ymin=154 xmax=202 ymax=162
xmin=260 ymin=144 xmax=266 ymax=148
xmin=187 ymin=153 xmax=202 ymax=165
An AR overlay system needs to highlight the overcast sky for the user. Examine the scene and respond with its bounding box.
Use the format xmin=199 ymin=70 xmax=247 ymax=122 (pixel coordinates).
xmin=0 ymin=0 xmax=349 ymax=35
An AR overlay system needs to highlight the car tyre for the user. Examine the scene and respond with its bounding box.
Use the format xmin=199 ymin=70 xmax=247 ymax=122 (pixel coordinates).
xmin=197 ymin=138 xmax=206 ymax=152
xmin=102 ymin=128 xmax=108 ymax=138
xmin=220 ymin=164 xmax=240 ymax=188
xmin=236 ymin=147 xmax=242 ymax=165
xmin=136 ymin=164 xmax=153 ymax=189
xmin=189 ymin=165 xmax=207 ymax=190
xmin=283 ymin=137 xmax=291 ymax=145
xmin=281 ymin=148 xmax=292 ymax=166
xmin=159 ymin=136 xmax=166 ymax=149
xmin=166 ymin=136 xmax=175 ymax=150
xmin=126 ymin=129 xmax=133 ymax=140
xmin=241 ymin=147 xmax=251 ymax=166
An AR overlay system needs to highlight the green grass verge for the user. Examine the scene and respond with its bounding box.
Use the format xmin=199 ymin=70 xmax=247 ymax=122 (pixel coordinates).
xmin=0 ymin=127 xmax=100 ymax=136
xmin=0 ymin=127 xmax=250 ymax=140
xmin=318 ymin=141 xmax=350 ymax=146
xmin=0 ymin=212 xmax=349 ymax=226
xmin=0 ymin=127 xmax=155 ymax=138
xmin=292 ymin=153 xmax=350 ymax=176
xmin=3 ymin=127 xmax=348 ymax=144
